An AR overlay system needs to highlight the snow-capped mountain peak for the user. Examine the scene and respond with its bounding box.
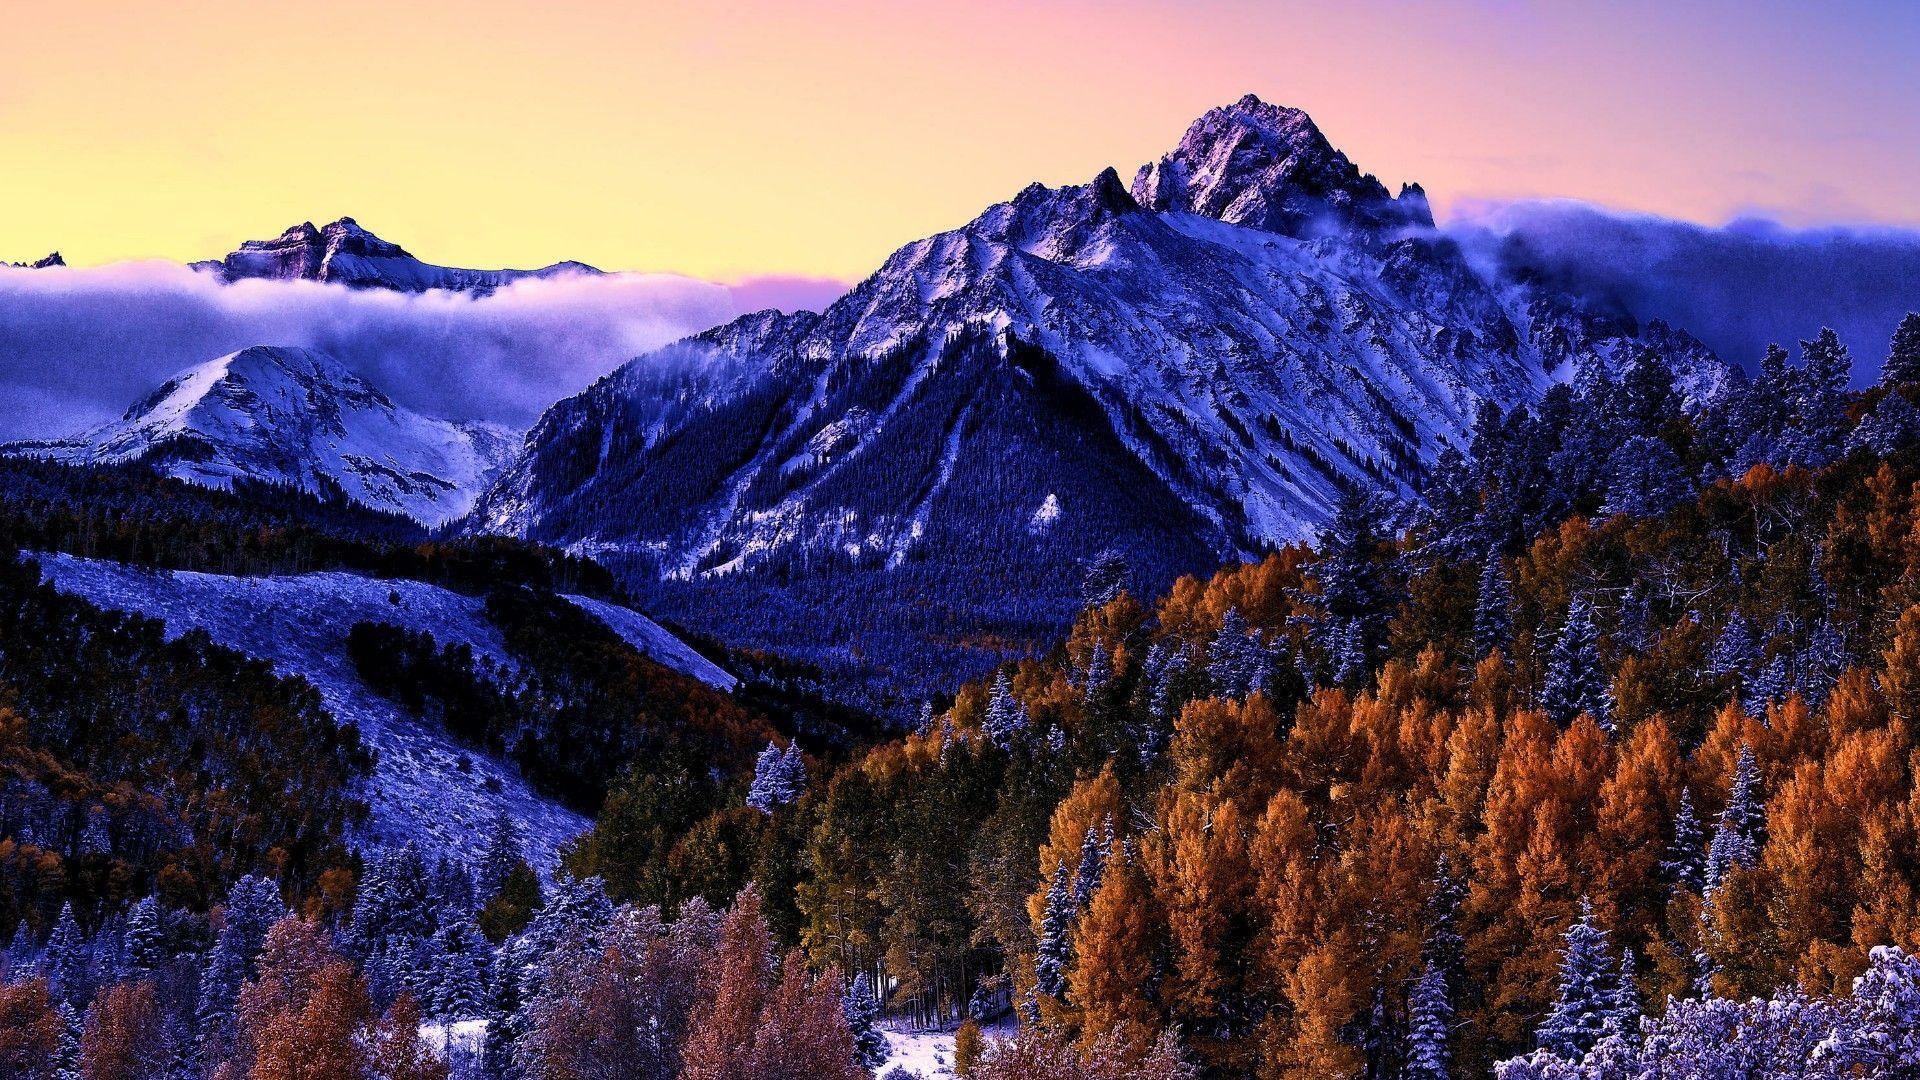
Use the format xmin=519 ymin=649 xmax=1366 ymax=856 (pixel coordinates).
xmin=5 ymin=346 xmax=518 ymax=526
xmin=459 ymin=95 xmax=1734 ymax=700
xmin=1131 ymin=93 xmax=1431 ymax=239
xmin=191 ymin=217 xmax=604 ymax=294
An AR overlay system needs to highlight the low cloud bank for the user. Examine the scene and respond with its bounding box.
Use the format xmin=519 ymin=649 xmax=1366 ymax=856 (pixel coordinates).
xmin=0 ymin=262 xmax=774 ymax=441
xmin=1449 ymin=200 xmax=1920 ymax=382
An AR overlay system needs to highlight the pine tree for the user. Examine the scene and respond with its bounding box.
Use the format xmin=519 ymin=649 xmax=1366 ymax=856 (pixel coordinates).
xmin=54 ymin=1000 xmax=79 ymax=1080
xmin=1208 ymin=608 xmax=1268 ymax=699
xmin=1542 ymin=597 xmax=1610 ymax=731
xmin=197 ymin=875 xmax=288 ymax=1074
xmin=1405 ymin=959 xmax=1453 ymax=1080
xmin=121 ymin=897 xmax=164 ymax=977
xmin=1708 ymin=613 xmax=1755 ymax=680
xmin=1605 ymin=948 xmax=1640 ymax=1041
xmin=841 ymin=973 xmax=889 ymax=1071
xmin=983 ymin=673 xmax=1029 ymax=752
xmin=350 ymin=844 xmax=437 ymax=1008
xmin=1705 ymin=745 xmax=1765 ymax=895
xmin=1536 ymin=900 xmax=1619 ymax=1060
xmin=1315 ymin=489 xmax=1397 ymax=673
xmin=428 ymin=917 xmax=490 ymax=1021
xmin=1072 ymin=819 xmax=1110 ymax=913
xmin=1081 ymin=643 xmax=1112 ymax=705
xmin=1033 ymin=864 xmax=1073 ymax=999
xmin=41 ymin=904 xmax=86 ymax=1005
xmin=476 ymin=808 xmax=525 ymax=903
xmin=747 ymin=741 xmax=806 ymax=813
xmin=1603 ymin=434 xmax=1691 ymax=518
xmin=1789 ymin=328 xmax=1853 ymax=467
xmin=1887 ymin=312 xmax=1920 ymax=387
xmin=1472 ymin=554 xmax=1513 ymax=661
xmin=1663 ymin=787 xmax=1708 ymax=895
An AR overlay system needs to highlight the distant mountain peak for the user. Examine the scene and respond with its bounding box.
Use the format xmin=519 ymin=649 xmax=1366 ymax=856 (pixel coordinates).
xmin=191 ymin=217 xmax=602 ymax=294
xmin=5 ymin=344 xmax=519 ymax=525
xmin=4 ymin=252 xmax=64 ymax=269
xmin=1132 ymin=94 xmax=1431 ymax=237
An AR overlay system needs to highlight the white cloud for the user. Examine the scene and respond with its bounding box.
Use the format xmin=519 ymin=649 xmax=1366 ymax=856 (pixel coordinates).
xmin=0 ymin=261 xmax=744 ymax=440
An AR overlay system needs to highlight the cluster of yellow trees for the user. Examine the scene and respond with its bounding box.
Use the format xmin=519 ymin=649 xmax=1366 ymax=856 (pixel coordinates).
xmin=786 ymin=457 xmax=1920 ymax=1075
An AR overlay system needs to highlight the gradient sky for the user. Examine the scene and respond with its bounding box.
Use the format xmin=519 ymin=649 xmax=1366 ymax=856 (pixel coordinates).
xmin=4 ymin=1 xmax=1917 ymax=282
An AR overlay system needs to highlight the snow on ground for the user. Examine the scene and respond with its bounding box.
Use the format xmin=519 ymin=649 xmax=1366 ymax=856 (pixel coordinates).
xmin=562 ymin=593 xmax=737 ymax=691
xmin=879 ymin=1017 xmax=1018 ymax=1079
xmin=29 ymin=552 xmax=587 ymax=873
xmin=420 ymin=1019 xmax=487 ymax=1064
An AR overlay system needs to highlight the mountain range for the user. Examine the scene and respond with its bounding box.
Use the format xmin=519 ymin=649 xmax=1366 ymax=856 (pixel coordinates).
xmin=5 ymin=96 xmax=1747 ymax=704
xmin=463 ymin=95 xmax=1734 ymax=703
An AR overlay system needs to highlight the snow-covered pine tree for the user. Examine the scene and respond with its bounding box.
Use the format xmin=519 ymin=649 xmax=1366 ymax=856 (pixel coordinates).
xmin=842 ymin=972 xmax=889 ymax=1071
xmin=1850 ymin=389 xmax=1920 ymax=457
xmin=1405 ymin=959 xmax=1453 ymax=1080
xmin=41 ymin=903 xmax=86 ymax=1004
xmin=983 ymin=673 xmax=1029 ymax=752
xmin=499 ymin=875 xmax=614 ymax=1006
xmin=1071 ymin=818 xmax=1109 ymax=912
xmin=747 ymin=740 xmax=806 ymax=813
xmin=1794 ymin=328 xmax=1854 ymax=468
xmin=1886 ymin=312 xmax=1920 ymax=388
xmin=122 ymin=896 xmax=165 ymax=977
xmin=1705 ymin=745 xmax=1765 ymax=895
xmin=1708 ymin=612 xmax=1755 ymax=681
xmin=1424 ymin=856 xmax=1467 ymax=989
xmin=1082 ymin=549 xmax=1130 ymax=608
xmin=1535 ymin=900 xmax=1619 ymax=1060
xmin=1604 ymin=948 xmax=1640 ymax=1042
xmin=1542 ymin=597 xmax=1610 ymax=731
xmin=350 ymin=843 xmax=437 ymax=1008
xmin=477 ymin=808 xmax=525 ymax=903
xmin=429 ymin=918 xmax=492 ymax=1021
xmin=1081 ymin=642 xmax=1112 ymax=706
xmin=1033 ymin=864 xmax=1073 ymax=999
xmin=1603 ymin=434 xmax=1691 ymax=518
xmin=1208 ymin=608 xmax=1267 ymax=699
xmin=54 ymin=999 xmax=80 ymax=1080
xmin=1315 ymin=487 xmax=1396 ymax=673
xmin=1663 ymin=788 xmax=1708 ymax=895
xmin=1472 ymin=555 xmax=1513 ymax=661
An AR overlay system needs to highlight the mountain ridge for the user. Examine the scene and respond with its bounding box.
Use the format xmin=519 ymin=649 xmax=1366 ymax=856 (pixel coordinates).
xmin=5 ymin=345 xmax=520 ymax=526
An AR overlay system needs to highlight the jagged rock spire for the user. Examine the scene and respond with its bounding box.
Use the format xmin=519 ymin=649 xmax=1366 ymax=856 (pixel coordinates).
xmin=1131 ymin=93 xmax=1431 ymax=238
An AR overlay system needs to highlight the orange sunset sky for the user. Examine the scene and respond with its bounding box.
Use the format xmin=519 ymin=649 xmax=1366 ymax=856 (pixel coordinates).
xmin=5 ymin=0 xmax=1918 ymax=282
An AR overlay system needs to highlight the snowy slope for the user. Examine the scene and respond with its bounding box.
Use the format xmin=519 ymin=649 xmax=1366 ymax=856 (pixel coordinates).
xmin=191 ymin=217 xmax=601 ymax=294
xmin=29 ymin=552 xmax=589 ymax=872
xmin=5 ymin=346 xmax=519 ymax=526
xmin=562 ymin=593 xmax=738 ymax=691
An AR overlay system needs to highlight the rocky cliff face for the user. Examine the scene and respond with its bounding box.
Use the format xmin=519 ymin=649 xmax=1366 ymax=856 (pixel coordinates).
xmin=6 ymin=346 xmax=519 ymax=526
xmin=191 ymin=217 xmax=600 ymax=294
xmin=455 ymin=96 xmax=1730 ymax=700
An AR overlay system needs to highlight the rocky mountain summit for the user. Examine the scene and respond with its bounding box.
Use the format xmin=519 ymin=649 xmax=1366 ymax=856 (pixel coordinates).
xmin=191 ymin=217 xmax=602 ymax=293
